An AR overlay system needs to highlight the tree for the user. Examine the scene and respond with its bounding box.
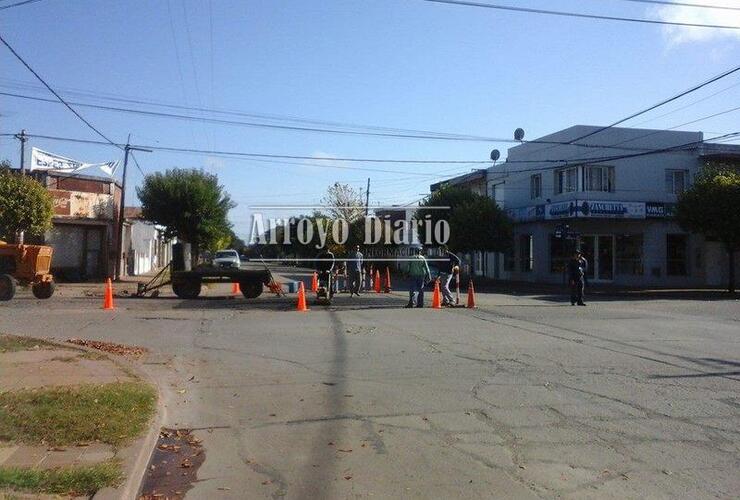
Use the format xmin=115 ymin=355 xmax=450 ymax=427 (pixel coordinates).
xmin=0 ymin=162 xmax=53 ymax=242
xmin=675 ymin=164 xmax=740 ymax=293
xmin=136 ymin=169 xmax=235 ymax=265
xmin=321 ymin=182 xmax=365 ymax=223
xmin=417 ymin=185 xmax=512 ymax=252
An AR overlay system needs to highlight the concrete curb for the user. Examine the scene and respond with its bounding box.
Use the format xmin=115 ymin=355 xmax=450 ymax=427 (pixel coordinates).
xmin=24 ymin=336 xmax=167 ymax=500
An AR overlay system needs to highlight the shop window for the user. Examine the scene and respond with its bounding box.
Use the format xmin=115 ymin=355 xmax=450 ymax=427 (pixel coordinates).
xmin=530 ymin=174 xmax=542 ymax=199
xmin=616 ymin=234 xmax=643 ymax=275
xmin=550 ymin=235 xmax=569 ymax=273
xmin=583 ymin=165 xmax=615 ymax=193
xmin=667 ymin=234 xmax=688 ymax=276
xmin=554 ymin=167 xmax=578 ymax=195
xmin=519 ymin=234 xmax=533 ymax=272
xmin=503 ymin=245 xmax=515 ymax=271
xmin=665 ymin=169 xmax=689 ymax=194
xmin=474 ymin=251 xmax=483 ymax=275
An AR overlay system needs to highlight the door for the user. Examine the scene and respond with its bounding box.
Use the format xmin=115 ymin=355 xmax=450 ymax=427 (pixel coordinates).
xmin=580 ymin=234 xmax=614 ymax=282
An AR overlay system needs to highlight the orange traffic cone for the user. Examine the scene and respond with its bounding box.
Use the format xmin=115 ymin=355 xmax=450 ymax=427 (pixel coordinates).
xmin=296 ymin=282 xmax=309 ymax=312
xmin=466 ymin=280 xmax=476 ymax=309
xmin=231 ymin=282 xmax=241 ymax=295
xmin=374 ymin=270 xmax=381 ymax=293
xmin=103 ymin=278 xmax=114 ymax=310
xmin=431 ymin=278 xmax=442 ymax=309
xmin=384 ymin=267 xmax=391 ymax=293
xmin=311 ymin=272 xmax=318 ymax=293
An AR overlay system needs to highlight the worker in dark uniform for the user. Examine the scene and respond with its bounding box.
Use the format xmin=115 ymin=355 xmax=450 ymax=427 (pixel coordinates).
xmin=439 ymin=245 xmax=461 ymax=306
xmin=315 ymin=249 xmax=336 ymax=300
xmin=566 ymin=250 xmax=588 ymax=306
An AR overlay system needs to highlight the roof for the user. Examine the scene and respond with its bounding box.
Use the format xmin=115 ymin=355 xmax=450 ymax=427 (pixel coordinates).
xmin=430 ymin=169 xmax=486 ymax=192
xmin=700 ymin=142 xmax=740 ymax=161
xmin=124 ymin=207 xmax=143 ymax=220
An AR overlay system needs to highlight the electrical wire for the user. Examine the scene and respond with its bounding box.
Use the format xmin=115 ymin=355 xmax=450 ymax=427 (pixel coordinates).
xmin=0 ymin=0 xmax=43 ymax=11
xmin=614 ymin=0 xmax=740 ymax=11
xmin=0 ymin=32 xmax=122 ymax=150
xmin=415 ymin=0 xmax=740 ymax=29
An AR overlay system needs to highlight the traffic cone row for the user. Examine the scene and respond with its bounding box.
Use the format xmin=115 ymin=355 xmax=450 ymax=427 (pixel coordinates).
xmin=311 ymin=272 xmax=318 ymax=293
xmin=231 ymin=281 xmax=241 ymax=295
xmin=374 ymin=270 xmax=382 ymax=293
xmin=296 ymin=281 xmax=309 ymax=312
xmin=466 ymin=279 xmax=476 ymax=309
xmin=431 ymin=278 xmax=441 ymax=309
xmin=103 ymin=278 xmax=114 ymax=310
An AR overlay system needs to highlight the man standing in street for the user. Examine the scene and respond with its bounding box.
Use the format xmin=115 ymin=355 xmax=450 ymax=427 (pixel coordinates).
xmin=350 ymin=245 xmax=363 ymax=297
xmin=566 ymin=250 xmax=588 ymax=306
xmin=405 ymin=246 xmax=431 ymax=308
xmin=439 ymin=245 xmax=461 ymax=306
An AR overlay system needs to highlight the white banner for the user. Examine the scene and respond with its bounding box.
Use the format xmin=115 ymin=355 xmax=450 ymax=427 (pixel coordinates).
xmin=30 ymin=148 xmax=118 ymax=177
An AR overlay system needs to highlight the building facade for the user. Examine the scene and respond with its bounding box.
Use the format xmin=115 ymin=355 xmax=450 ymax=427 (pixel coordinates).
xmin=434 ymin=126 xmax=739 ymax=288
xmin=27 ymin=171 xmax=122 ymax=281
xmin=122 ymin=207 xmax=172 ymax=276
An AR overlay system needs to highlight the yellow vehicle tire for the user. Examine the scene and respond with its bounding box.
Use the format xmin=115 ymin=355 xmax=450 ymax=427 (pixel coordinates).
xmin=32 ymin=280 xmax=55 ymax=299
xmin=0 ymin=274 xmax=16 ymax=301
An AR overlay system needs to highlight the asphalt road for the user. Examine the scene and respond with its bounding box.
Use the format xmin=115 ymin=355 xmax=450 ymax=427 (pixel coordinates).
xmin=1 ymin=267 xmax=738 ymax=499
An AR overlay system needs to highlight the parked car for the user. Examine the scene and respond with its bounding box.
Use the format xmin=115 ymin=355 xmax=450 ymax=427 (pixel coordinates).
xmin=213 ymin=249 xmax=241 ymax=269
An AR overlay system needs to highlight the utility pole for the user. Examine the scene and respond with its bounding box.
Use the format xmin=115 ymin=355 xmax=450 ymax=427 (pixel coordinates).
xmin=16 ymin=129 xmax=27 ymax=175
xmin=15 ymin=130 xmax=28 ymax=244
xmin=115 ymin=135 xmax=151 ymax=281
xmin=365 ymin=177 xmax=370 ymax=216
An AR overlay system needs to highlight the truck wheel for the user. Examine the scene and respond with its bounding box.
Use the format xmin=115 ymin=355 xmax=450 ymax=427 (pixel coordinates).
xmin=172 ymin=280 xmax=201 ymax=299
xmin=240 ymin=282 xmax=263 ymax=299
xmin=32 ymin=280 xmax=55 ymax=299
xmin=0 ymin=274 xmax=16 ymax=301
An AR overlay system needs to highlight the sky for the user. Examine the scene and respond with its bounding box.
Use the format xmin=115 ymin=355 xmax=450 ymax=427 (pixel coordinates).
xmin=1 ymin=0 xmax=739 ymax=240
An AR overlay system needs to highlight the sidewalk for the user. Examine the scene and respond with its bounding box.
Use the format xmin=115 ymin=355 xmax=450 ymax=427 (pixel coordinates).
xmin=0 ymin=335 xmax=160 ymax=499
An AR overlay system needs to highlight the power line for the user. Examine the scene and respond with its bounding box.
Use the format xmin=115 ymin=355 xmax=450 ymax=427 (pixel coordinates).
xmin=0 ymin=32 xmax=122 ymax=150
xmin=0 ymin=0 xmax=43 ymax=11
xmin=415 ymin=0 xmax=740 ymax=29
xmin=614 ymin=0 xmax=740 ymax=11
xmin=561 ymin=65 xmax=740 ymax=145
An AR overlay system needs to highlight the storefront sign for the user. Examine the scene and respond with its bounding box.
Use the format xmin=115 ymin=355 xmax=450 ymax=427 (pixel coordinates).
xmin=545 ymin=201 xmax=577 ymax=220
xmin=579 ymin=200 xmax=645 ymax=219
xmin=645 ymin=202 xmax=676 ymax=218
xmin=507 ymin=204 xmax=545 ymax=222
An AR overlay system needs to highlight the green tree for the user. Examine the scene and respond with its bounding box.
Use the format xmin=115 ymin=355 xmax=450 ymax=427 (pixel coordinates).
xmin=136 ymin=169 xmax=235 ymax=264
xmin=417 ymin=185 xmax=512 ymax=252
xmin=675 ymin=164 xmax=740 ymax=293
xmin=0 ymin=162 xmax=53 ymax=242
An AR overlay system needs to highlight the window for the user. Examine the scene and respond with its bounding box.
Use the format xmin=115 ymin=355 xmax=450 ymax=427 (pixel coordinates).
xmin=503 ymin=246 xmax=515 ymax=271
xmin=583 ymin=165 xmax=615 ymax=192
xmin=550 ymin=235 xmax=569 ymax=273
xmin=530 ymin=174 xmax=542 ymax=199
xmin=616 ymin=234 xmax=643 ymax=275
xmin=667 ymin=234 xmax=688 ymax=276
xmin=519 ymin=235 xmax=533 ymax=272
xmin=665 ymin=169 xmax=689 ymax=194
xmin=554 ymin=167 xmax=578 ymax=194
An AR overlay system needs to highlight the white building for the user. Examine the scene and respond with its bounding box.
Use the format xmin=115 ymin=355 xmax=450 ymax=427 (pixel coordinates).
xmin=433 ymin=126 xmax=739 ymax=288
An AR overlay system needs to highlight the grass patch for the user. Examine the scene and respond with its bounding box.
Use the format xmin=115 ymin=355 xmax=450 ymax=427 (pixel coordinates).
xmin=0 ymin=335 xmax=56 ymax=353
xmin=0 ymin=461 xmax=121 ymax=496
xmin=0 ymin=382 xmax=156 ymax=447
xmin=78 ymin=351 xmax=108 ymax=361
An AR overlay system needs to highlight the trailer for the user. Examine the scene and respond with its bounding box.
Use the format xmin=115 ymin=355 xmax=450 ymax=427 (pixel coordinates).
xmin=136 ymin=263 xmax=274 ymax=299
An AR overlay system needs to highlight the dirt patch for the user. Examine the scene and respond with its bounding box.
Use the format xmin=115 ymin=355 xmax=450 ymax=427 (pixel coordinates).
xmin=139 ymin=428 xmax=205 ymax=500
xmin=66 ymin=338 xmax=148 ymax=358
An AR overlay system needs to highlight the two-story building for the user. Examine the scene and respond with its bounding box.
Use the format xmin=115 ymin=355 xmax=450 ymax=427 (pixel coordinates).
xmin=434 ymin=125 xmax=739 ymax=288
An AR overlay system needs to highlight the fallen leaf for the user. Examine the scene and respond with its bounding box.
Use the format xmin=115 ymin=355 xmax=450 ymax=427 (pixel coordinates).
xmin=338 ymin=449 xmax=353 ymax=453
xmin=344 ymin=475 xmax=352 ymax=480
xmin=262 ymin=480 xmax=272 ymax=485
xmin=177 ymin=389 xmax=187 ymax=394
xmin=217 ymin=487 xmax=231 ymax=491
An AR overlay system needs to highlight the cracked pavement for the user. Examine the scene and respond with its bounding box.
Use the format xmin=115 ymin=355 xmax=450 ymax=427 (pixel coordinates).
xmin=0 ymin=270 xmax=738 ymax=499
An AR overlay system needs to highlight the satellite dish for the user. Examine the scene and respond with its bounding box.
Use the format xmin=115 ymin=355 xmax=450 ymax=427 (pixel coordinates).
xmin=490 ymin=149 xmax=500 ymax=162
xmin=514 ymin=128 xmax=525 ymax=141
